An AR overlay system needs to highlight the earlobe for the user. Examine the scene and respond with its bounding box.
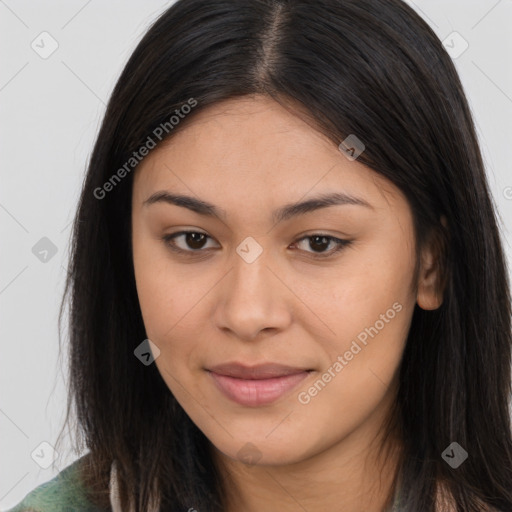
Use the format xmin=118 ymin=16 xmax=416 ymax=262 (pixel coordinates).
xmin=416 ymin=221 xmax=447 ymax=311
xmin=416 ymin=266 xmax=443 ymax=310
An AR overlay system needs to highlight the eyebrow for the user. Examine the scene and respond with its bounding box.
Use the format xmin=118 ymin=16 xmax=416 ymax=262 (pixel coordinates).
xmin=143 ymin=191 xmax=373 ymax=224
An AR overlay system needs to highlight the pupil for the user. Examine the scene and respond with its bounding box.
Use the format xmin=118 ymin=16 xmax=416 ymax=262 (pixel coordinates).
xmin=310 ymin=236 xmax=329 ymax=252
xmin=187 ymin=233 xmax=206 ymax=249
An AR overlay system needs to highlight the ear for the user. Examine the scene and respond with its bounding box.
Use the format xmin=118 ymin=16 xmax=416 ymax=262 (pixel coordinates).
xmin=416 ymin=218 xmax=447 ymax=311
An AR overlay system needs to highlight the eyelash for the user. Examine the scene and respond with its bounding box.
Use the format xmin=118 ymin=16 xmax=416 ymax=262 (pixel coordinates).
xmin=161 ymin=231 xmax=351 ymax=259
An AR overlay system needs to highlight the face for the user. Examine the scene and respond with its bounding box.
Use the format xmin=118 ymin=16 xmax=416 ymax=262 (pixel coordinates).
xmin=131 ymin=95 xmax=440 ymax=468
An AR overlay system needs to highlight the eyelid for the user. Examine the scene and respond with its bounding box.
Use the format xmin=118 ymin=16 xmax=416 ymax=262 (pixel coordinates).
xmin=161 ymin=230 xmax=352 ymax=258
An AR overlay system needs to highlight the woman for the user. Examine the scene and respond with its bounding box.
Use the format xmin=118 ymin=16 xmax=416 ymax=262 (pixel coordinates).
xmin=7 ymin=0 xmax=512 ymax=510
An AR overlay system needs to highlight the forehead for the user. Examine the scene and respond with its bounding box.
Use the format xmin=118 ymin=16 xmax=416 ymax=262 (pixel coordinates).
xmin=132 ymin=95 xmax=405 ymax=219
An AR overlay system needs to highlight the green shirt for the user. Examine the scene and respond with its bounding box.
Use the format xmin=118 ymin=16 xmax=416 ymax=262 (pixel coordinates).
xmin=4 ymin=457 xmax=106 ymax=512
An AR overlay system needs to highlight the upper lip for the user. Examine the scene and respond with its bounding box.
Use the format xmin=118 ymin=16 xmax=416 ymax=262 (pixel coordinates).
xmin=207 ymin=362 xmax=312 ymax=380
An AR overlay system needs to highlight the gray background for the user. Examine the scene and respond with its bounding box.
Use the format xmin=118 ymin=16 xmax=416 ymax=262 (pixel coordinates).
xmin=1 ymin=0 xmax=511 ymax=508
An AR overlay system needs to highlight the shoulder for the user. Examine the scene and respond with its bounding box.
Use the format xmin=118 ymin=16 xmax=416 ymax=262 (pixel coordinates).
xmin=4 ymin=455 xmax=108 ymax=512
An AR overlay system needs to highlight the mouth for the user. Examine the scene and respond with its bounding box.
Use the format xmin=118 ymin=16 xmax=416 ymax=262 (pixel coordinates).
xmin=206 ymin=362 xmax=314 ymax=407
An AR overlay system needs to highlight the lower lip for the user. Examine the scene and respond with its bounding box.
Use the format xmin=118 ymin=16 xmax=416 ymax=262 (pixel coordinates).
xmin=208 ymin=370 xmax=311 ymax=407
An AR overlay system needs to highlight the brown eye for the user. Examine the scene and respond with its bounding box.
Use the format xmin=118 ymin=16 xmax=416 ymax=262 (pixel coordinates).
xmin=308 ymin=235 xmax=332 ymax=252
xmin=183 ymin=232 xmax=207 ymax=250
xmin=292 ymin=234 xmax=351 ymax=258
xmin=162 ymin=231 xmax=217 ymax=253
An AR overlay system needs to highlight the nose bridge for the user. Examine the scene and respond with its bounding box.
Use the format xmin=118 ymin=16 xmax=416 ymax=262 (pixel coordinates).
xmin=229 ymin=237 xmax=276 ymax=307
xmin=214 ymin=237 xmax=290 ymax=338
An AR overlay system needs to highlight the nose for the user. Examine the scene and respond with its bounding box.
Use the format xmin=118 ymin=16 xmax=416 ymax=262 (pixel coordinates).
xmin=213 ymin=245 xmax=293 ymax=342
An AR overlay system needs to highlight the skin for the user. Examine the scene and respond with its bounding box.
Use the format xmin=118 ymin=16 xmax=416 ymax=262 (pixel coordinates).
xmin=131 ymin=95 xmax=443 ymax=512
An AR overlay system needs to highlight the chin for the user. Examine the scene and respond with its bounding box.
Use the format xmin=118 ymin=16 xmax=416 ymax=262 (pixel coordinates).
xmin=208 ymin=429 xmax=319 ymax=468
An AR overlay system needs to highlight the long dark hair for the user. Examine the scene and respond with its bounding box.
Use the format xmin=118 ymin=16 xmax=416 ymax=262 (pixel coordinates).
xmin=56 ymin=0 xmax=512 ymax=510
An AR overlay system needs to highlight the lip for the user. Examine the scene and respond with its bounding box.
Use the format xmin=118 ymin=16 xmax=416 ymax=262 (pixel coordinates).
xmin=206 ymin=362 xmax=313 ymax=406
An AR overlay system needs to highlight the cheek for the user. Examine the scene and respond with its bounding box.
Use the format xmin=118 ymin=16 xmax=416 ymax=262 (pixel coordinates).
xmin=312 ymin=229 xmax=416 ymax=380
xmin=132 ymin=231 xmax=214 ymax=381
xmin=304 ymin=293 xmax=411 ymax=407
xmin=132 ymin=240 xmax=171 ymax=340
xmin=328 ymin=266 xmax=414 ymax=352
xmin=132 ymin=228 xmax=188 ymax=348
xmin=293 ymin=285 xmax=413 ymax=449
xmin=132 ymin=222 xmax=184 ymax=326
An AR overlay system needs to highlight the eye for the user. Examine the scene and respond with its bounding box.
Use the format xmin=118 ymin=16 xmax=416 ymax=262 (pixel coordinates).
xmin=161 ymin=231 xmax=351 ymax=258
xmin=162 ymin=231 xmax=218 ymax=254
xmin=290 ymin=234 xmax=351 ymax=258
